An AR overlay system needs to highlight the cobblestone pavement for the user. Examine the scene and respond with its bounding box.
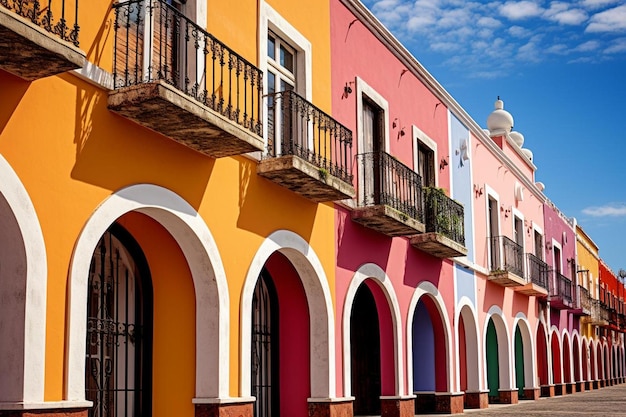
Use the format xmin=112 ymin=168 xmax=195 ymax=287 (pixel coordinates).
xmin=459 ymin=384 xmax=626 ymax=416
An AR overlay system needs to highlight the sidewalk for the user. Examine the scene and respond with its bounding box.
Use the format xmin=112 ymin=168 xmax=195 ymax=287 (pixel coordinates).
xmin=459 ymin=384 xmax=626 ymax=416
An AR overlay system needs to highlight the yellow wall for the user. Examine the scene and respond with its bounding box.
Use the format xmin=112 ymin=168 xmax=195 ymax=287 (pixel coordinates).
xmin=576 ymin=224 xmax=600 ymax=339
xmin=0 ymin=0 xmax=336 ymax=405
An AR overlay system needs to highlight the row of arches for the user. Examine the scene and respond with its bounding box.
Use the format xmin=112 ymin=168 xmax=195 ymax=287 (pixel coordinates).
xmin=2 ymin=154 xmax=625 ymax=416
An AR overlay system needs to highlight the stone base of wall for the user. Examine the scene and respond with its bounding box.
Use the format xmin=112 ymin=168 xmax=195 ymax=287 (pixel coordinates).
xmin=497 ymin=389 xmax=518 ymax=405
xmin=434 ymin=392 xmax=464 ymax=414
xmin=195 ymin=401 xmax=253 ymax=417
xmin=600 ymin=380 xmax=606 ymax=388
xmin=565 ymin=382 xmax=575 ymax=394
xmin=576 ymin=381 xmax=585 ymax=392
xmin=0 ymin=409 xmax=88 ymax=417
xmin=414 ymin=392 xmax=436 ymax=414
xmin=380 ymin=397 xmax=414 ymax=417
xmin=464 ymin=391 xmax=489 ymax=409
xmin=554 ymin=383 xmax=565 ymax=396
xmin=584 ymin=381 xmax=592 ymax=391
xmin=308 ymin=399 xmax=353 ymax=417
xmin=521 ymin=387 xmax=540 ymax=401
xmin=593 ymin=380 xmax=600 ymax=390
xmin=540 ymin=384 xmax=555 ymax=397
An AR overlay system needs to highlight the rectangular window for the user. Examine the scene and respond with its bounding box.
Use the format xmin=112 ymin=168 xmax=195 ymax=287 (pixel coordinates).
xmin=416 ymin=142 xmax=435 ymax=188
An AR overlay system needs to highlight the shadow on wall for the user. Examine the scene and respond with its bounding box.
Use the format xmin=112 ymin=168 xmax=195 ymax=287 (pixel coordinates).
xmin=0 ymin=71 xmax=30 ymax=136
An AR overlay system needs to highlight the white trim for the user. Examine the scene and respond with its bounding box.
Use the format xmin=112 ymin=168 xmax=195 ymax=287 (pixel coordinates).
xmin=66 ymin=184 xmax=230 ymax=401
xmin=0 ymin=401 xmax=92 ymax=410
xmin=0 ymin=155 xmax=47 ymax=404
xmin=239 ymin=230 xmax=335 ymax=398
xmin=406 ymin=281 xmax=454 ymax=394
xmin=342 ymin=263 xmax=404 ymax=396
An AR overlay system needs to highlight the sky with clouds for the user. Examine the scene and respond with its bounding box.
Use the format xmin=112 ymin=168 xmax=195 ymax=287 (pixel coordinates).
xmin=361 ymin=0 xmax=626 ymax=272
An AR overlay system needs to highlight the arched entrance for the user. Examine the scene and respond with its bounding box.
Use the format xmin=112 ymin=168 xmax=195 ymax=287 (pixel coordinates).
xmin=0 ymin=155 xmax=47 ymax=405
xmin=590 ymin=341 xmax=596 ymax=381
xmin=250 ymin=252 xmax=311 ymax=417
xmin=412 ymin=295 xmax=448 ymax=394
xmin=513 ymin=319 xmax=534 ymax=399
xmin=572 ymin=335 xmax=581 ymax=385
xmin=562 ymin=334 xmax=572 ymax=389
xmin=604 ymin=344 xmax=611 ymax=383
xmin=596 ymin=343 xmax=602 ymax=382
xmin=458 ymin=304 xmax=480 ymax=404
xmin=550 ymin=331 xmax=562 ymax=390
xmin=351 ymin=282 xmax=384 ymax=415
xmin=582 ymin=339 xmax=589 ymax=383
xmin=86 ymin=223 xmax=153 ymax=417
xmin=485 ymin=312 xmax=511 ymax=404
xmin=536 ymin=323 xmax=549 ymax=389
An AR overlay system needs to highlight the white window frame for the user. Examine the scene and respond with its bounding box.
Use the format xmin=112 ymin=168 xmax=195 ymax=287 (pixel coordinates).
xmin=412 ymin=125 xmax=437 ymax=187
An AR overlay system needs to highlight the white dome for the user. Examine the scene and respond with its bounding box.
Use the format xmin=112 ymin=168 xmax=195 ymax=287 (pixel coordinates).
xmin=487 ymin=98 xmax=514 ymax=134
xmin=535 ymin=182 xmax=545 ymax=191
xmin=521 ymin=148 xmax=533 ymax=161
xmin=509 ymin=131 xmax=524 ymax=147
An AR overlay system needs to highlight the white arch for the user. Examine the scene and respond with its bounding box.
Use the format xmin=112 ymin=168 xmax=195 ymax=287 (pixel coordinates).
xmin=549 ymin=325 xmax=563 ymax=384
xmin=0 ymin=155 xmax=47 ymax=406
xmin=534 ymin=317 xmax=551 ymax=386
xmin=570 ymin=331 xmax=582 ymax=383
xmin=512 ymin=314 xmax=536 ymax=391
xmin=343 ymin=263 xmax=404 ymax=397
xmin=581 ymin=336 xmax=591 ymax=381
xmin=240 ymin=230 xmax=335 ymax=400
xmin=406 ymin=281 xmax=454 ymax=394
xmin=66 ymin=184 xmax=230 ymax=401
xmin=483 ymin=306 xmax=512 ymax=390
xmin=455 ymin=297 xmax=481 ymax=392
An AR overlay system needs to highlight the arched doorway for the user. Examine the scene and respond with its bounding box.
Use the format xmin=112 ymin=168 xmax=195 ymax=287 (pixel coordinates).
xmin=596 ymin=343 xmax=602 ymax=382
xmin=351 ymin=282 xmax=382 ymax=415
xmin=536 ymin=323 xmax=549 ymax=390
xmin=458 ymin=305 xmax=480 ymax=406
xmin=604 ymin=344 xmax=610 ymax=383
xmin=582 ymin=339 xmax=589 ymax=383
xmin=484 ymin=311 xmax=512 ymax=404
xmin=513 ymin=320 xmax=534 ymax=399
xmin=251 ymin=252 xmax=311 ymax=417
xmin=0 ymin=155 xmax=47 ymax=404
xmin=86 ymin=224 xmax=153 ymax=417
xmin=550 ymin=331 xmax=562 ymax=391
xmin=562 ymin=334 xmax=572 ymax=390
xmin=572 ymin=335 xmax=581 ymax=385
xmin=514 ymin=327 xmax=523 ymax=396
xmin=412 ymin=295 xmax=448 ymax=394
xmin=590 ymin=341 xmax=596 ymax=381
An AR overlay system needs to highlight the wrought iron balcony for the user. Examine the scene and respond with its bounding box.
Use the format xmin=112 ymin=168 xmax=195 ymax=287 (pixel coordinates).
xmin=549 ymin=272 xmax=572 ymax=309
xmin=488 ymin=236 xmax=526 ymax=287
xmin=582 ymin=299 xmax=609 ymax=326
xmin=571 ymin=285 xmax=591 ymax=316
xmin=351 ymin=151 xmax=425 ymax=237
xmin=410 ymin=187 xmax=467 ymax=258
xmin=257 ymin=90 xmax=355 ymax=202
xmin=108 ymin=0 xmax=263 ymax=158
xmin=516 ymin=253 xmax=549 ymax=297
xmin=0 ymin=0 xmax=85 ymax=79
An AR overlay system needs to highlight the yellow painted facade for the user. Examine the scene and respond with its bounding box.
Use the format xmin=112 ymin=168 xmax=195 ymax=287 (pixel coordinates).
xmin=577 ymin=224 xmax=600 ymax=340
xmin=0 ymin=0 xmax=335 ymax=411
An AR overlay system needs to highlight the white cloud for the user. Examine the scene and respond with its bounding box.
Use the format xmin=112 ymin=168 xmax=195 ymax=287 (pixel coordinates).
xmin=580 ymin=0 xmax=620 ymax=10
xmin=575 ymin=40 xmax=601 ymax=51
xmin=586 ymin=4 xmax=626 ymax=32
xmin=499 ymin=1 xmax=544 ymax=20
xmin=582 ymin=204 xmax=626 ymax=217
xmin=544 ymin=4 xmax=588 ymax=25
xmin=477 ymin=16 xmax=502 ymax=28
xmin=604 ymin=37 xmax=626 ymax=53
xmin=546 ymin=43 xmax=569 ymax=54
xmin=508 ymin=25 xmax=532 ymax=38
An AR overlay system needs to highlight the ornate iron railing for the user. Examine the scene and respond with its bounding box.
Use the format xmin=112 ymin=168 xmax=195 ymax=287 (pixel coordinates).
xmin=576 ymin=285 xmax=591 ymax=312
xmin=0 ymin=0 xmax=80 ymax=46
xmin=423 ymin=187 xmax=465 ymax=245
xmin=112 ymin=0 xmax=262 ymax=136
xmin=551 ymin=272 xmax=572 ymax=304
xmin=266 ymin=90 xmax=353 ymax=184
xmin=356 ymin=151 xmax=423 ymax=223
xmin=489 ymin=236 xmax=524 ymax=277
xmin=526 ymin=253 xmax=549 ymax=289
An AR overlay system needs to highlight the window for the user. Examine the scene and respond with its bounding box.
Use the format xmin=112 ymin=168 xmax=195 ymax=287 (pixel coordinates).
xmin=514 ymin=216 xmax=523 ymax=248
xmin=416 ymin=141 xmax=435 ymax=188
xmin=534 ymin=230 xmax=543 ymax=259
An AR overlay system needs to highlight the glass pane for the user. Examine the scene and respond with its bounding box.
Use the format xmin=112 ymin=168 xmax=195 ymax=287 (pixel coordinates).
xmin=280 ymin=44 xmax=294 ymax=72
xmin=268 ymin=36 xmax=275 ymax=60
xmin=280 ymin=79 xmax=294 ymax=92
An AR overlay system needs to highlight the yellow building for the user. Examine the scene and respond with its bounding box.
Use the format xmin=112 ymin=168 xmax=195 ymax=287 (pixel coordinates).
xmin=0 ymin=0 xmax=352 ymax=416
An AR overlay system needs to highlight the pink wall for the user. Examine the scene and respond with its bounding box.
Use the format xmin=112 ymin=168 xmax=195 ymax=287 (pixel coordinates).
xmin=330 ymin=0 xmax=456 ymax=396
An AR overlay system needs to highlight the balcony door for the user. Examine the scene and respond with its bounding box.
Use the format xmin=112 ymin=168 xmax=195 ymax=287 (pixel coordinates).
xmin=487 ymin=196 xmax=499 ymax=269
xmin=267 ymin=32 xmax=296 ymax=157
xmin=361 ymin=97 xmax=384 ymax=206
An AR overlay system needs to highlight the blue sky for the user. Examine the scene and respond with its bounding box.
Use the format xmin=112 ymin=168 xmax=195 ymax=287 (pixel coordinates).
xmin=362 ymin=0 xmax=626 ymax=273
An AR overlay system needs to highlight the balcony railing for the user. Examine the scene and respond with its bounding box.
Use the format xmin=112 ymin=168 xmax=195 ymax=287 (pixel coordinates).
xmin=575 ymin=285 xmax=592 ymax=312
xmin=265 ymin=90 xmax=353 ymax=184
xmin=351 ymin=151 xmax=425 ymax=236
xmin=526 ymin=253 xmax=549 ymax=290
xmin=422 ymin=187 xmax=465 ymax=245
xmin=549 ymin=272 xmax=572 ymax=308
xmin=489 ymin=236 xmax=524 ymax=277
xmin=110 ymin=0 xmax=263 ymax=156
xmin=357 ymin=151 xmax=423 ymax=220
xmin=0 ymin=0 xmax=80 ymax=46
